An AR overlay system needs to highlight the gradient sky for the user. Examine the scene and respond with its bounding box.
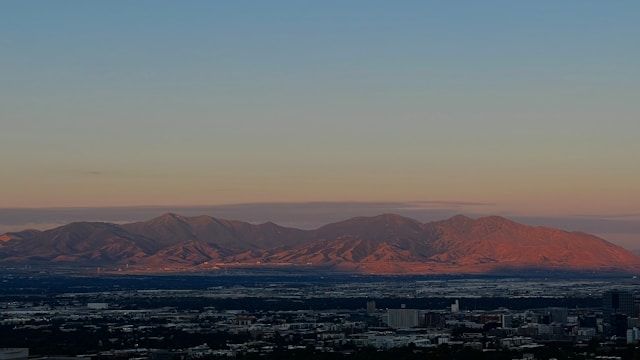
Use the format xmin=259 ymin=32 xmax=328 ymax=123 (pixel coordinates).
xmin=1 ymin=1 xmax=639 ymax=219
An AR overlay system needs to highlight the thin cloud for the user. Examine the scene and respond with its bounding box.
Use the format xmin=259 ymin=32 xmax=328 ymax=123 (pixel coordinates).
xmin=397 ymin=201 xmax=496 ymax=210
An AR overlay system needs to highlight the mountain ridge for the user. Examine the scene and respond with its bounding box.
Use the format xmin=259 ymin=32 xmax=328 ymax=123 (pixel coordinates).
xmin=1 ymin=213 xmax=638 ymax=274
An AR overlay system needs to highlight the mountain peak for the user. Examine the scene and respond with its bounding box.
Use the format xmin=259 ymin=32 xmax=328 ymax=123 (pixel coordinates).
xmin=440 ymin=215 xmax=520 ymax=229
xmin=337 ymin=213 xmax=420 ymax=226
xmin=146 ymin=212 xmax=189 ymax=226
xmin=447 ymin=214 xmax=473 ymax=222
xmin=372 ymin=213 xmax=417 ymax=223
xmin=156 ymin=212 xmax=184 ymax=220
xmin=477 ymin=215 xmax=513 ymax=222
xmin=475 ymin=215 xmax=521 ymax=228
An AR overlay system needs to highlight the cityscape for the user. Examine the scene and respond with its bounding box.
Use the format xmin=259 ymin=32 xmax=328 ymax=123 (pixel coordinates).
xmin=1 ymin=274 xmax=640 ymax=359
xmin=2 ymin=1 xmax=639 ymax=359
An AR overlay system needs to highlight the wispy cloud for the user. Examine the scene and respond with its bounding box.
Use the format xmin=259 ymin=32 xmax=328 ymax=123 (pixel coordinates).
xmin=396 ymin=201 xmax=496 ymax=210
xmin=569 ymin=213 xmax=640 ymax=220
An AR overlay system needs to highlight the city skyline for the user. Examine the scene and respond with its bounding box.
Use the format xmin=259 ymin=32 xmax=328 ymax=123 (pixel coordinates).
xmin=3 ymin=3 xmax=640 ymax=358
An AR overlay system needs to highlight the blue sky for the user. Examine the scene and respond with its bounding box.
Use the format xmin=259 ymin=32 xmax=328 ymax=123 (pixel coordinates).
xmin=1 ymin=1 xmax=639 ymax=227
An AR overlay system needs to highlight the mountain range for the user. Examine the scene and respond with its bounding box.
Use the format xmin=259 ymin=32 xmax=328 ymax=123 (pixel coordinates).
xmin=1 ymin=213 xmax=638 ymax=274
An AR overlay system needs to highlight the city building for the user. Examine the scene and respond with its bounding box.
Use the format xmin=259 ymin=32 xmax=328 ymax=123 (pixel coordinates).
xmin=366 ymin=300 xmax=376 ymax=314
xmin=546 ymin=307 xmax=568 ymax=324
xmin=501 ymin=314 xmax=513 ymax=328
xmin=604 ymin=290 xmax=635 ymax=317
xmin=424 ymin=312 xmax=446 ymax=328
xmin=628 ymin=327 xmax=640 ymax=344
xmin=451 ymin=300 xmax=460 ymax=313
xmin=387 ymin=309 xmax=420 ymax=329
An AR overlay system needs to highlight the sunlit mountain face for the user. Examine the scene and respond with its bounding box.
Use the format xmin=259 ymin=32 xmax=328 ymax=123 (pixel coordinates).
xmin=2 ymin=213 xmax=638 ymax=275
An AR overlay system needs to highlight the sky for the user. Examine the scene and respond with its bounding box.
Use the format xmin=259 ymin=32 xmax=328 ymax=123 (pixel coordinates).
xmin=1 ymin=1 xmax=639 ymax=244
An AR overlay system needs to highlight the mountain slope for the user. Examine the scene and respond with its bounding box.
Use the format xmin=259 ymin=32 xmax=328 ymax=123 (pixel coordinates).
xmin=122 ymin=213 xmax=308 ymax=251
xmin=0 ymin=229 xmax=42 ymax=244
xmin=264 ymin=214 xmax=640 ymax=273
xmin=426 ymin=215 xmax=638 ymax=269
xmin=1 ymin=214 xmax=639 ymax=274
xmin=266 ymin=214 xmax=436 ymax=265
xmin=0 ymin=222 xmax=151 ymax=263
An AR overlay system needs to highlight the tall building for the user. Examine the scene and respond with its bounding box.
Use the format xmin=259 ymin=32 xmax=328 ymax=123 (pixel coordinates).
xmin=424 ymin=311 xmax=446 ymax=328
xmin=451 ymin=300 xmax=460 ymax=313
xmin=604 ymin=290 xmax=635 ymax=317
xmin=547 ymin=307 xmax=568 ymax=324
xmin=366 ymin=300 xmax=376 ymax=314
xmin=387 ymin=308 xmax=420 ymax=329
xmin=628 ymin=327 xmax=640 ymax=344
xmin=501 ymin=314 xmax=513 ymax=328
xmin=610 ymin=314 xmax=629 ymax=337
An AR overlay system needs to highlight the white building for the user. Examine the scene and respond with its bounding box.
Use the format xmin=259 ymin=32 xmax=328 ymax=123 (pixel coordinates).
xmin=451 ymin=300 xmax=460 ymax=313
